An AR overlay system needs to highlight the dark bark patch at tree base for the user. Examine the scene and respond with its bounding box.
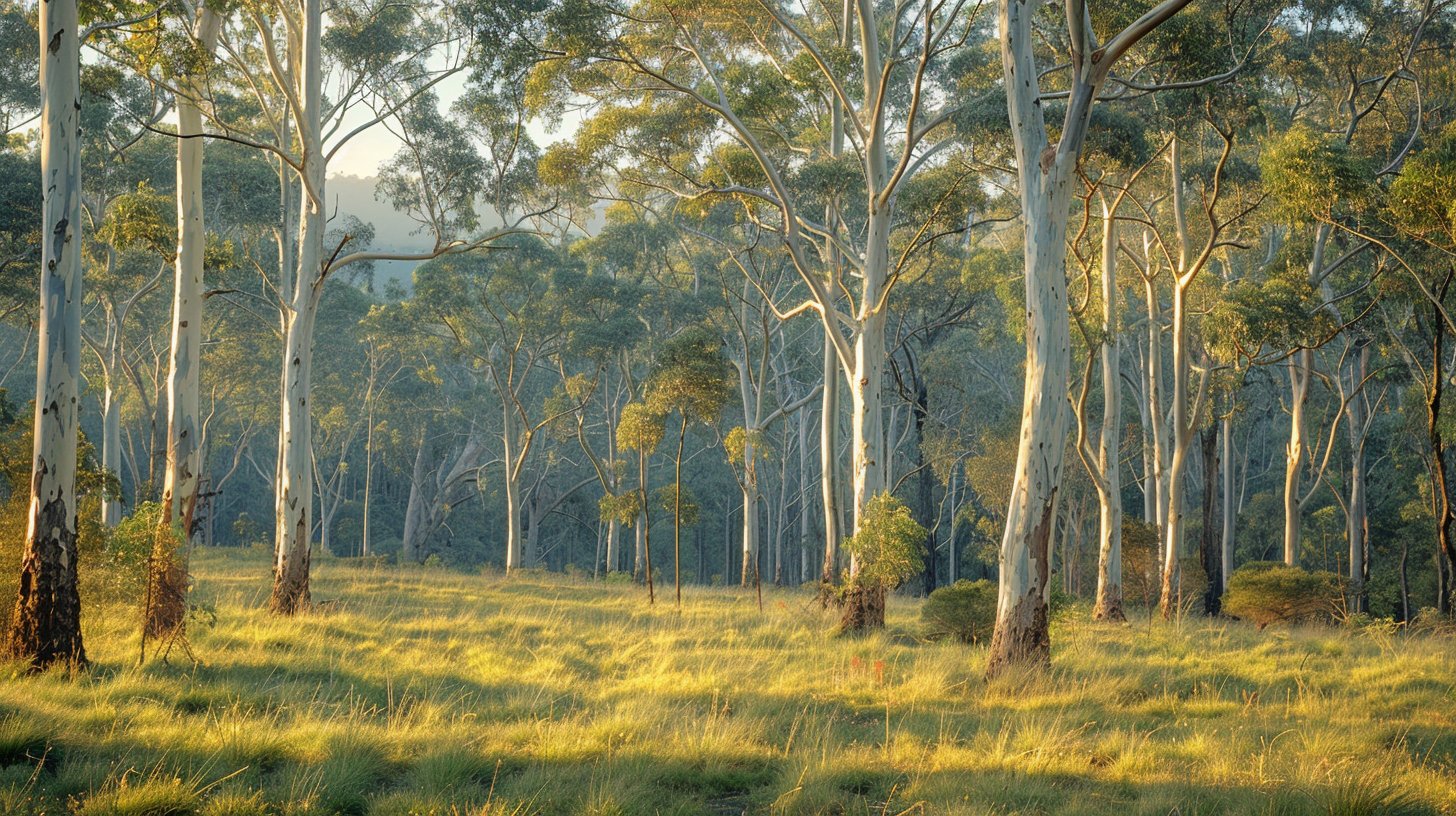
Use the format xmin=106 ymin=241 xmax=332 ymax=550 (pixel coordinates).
xmin=7 ymin=496 xmax=87 ymax=671
xmin=836 ymin=585 xmax=886 ymax=634
xmin=984 ymin=590 xmax=1050 ymax=679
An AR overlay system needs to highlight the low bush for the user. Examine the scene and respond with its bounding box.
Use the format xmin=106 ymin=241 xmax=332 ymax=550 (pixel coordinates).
xmin=920 ymin=579 xmax=996 ymax=643
xmin=1222 ymin=561 xmax=1342 ymax=629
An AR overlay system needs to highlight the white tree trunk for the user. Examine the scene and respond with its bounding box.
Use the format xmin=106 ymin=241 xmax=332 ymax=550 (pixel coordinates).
xmin=820 ymin=331 xmax=839 ymax=582
xmin=1092 ymin=197 xmax=1123 ymax=621
xmin=1282 ymin=347 xmax=1312 ymax=566
xmin=270 ymin=0 xmax=324 ymax=614
xmin=161 ymin=7 xmax=220 ymax=534
xmin=1160 ymin=284 xmax=1193 ymax=615
xmin=1345 ymin=343 xmax=1369 ymax=609
xmin=10 ymin=0 xmax=86 ymax=666
xmin=101 ymin=372 xmax=122 ymax=527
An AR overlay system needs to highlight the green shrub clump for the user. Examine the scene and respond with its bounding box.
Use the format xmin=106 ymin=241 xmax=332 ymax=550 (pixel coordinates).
xmin=1222 ymin=561 xmax=1342 ymax=629
xmin=921 ymin=579 xmax=996 ymax=643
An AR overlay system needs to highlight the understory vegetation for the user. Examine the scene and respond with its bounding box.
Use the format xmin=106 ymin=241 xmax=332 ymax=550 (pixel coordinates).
xmin=1 ymin=548 xmax=1452 ymax=816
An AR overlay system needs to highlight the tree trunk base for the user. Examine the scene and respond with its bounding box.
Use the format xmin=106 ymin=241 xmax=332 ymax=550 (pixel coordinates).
xmin=985 ymin=592 xmax=1049 ymax=679
xmin=837 ymin=585 xmax=885 ymax=633
xmin=7 ymin=510 xmax=87 ymax=671
xmin=144 ymin=552 xmax=188 ymax=640
xmin=1092 ymin=599 xmax=1126 ymax=622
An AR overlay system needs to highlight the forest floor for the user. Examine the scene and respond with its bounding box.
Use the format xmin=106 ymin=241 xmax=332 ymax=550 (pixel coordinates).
xmin=2 ymin=548 xmax=1454 ymax=816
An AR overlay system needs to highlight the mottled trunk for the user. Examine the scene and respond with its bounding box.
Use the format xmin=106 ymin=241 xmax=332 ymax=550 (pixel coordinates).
xmin=987 ymin=0 xmax=1092 ymax=674
xmin=9 ymin=0 xmax=86 ymax=669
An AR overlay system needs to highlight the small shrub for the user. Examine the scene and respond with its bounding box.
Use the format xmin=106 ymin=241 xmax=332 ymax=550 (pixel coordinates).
xmin=1409 ymin=607 xmax=1455 ymax=635
xmin=839 ymin=494 xmax=927 ymax=632
xmin=921 ymin=580 xmax=996 ymax=644
xmin=1222 ymin=562 xmax=1342 ymax=629
xmin=603 ymin=571 xmax=634 ymax=585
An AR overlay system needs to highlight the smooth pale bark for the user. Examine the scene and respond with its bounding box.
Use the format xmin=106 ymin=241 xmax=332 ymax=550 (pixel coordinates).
xmin=987 ymin=0 xmax=1082 ymax=674
xmin=989 ymin=0 xmax=1191 ymax=672
xmin=270 ymin=0 xmax=326 ymax=614
xmin=1282 ymin=347 xmax=1312 ymax=567
xmin=1142 ymin=268 xmax=1169 ymax=539
xmin=503 ymin=401 xmax=525 ymax=570
xmin=798 ymin=404 xmax=812 ymax=582
xmin=101 ymin=379 xmax=122 ymax=526
xmin=1091 ymin=196 xmax=1124 ymax=621
xmin=8 ymin=0 xmax=86 ymax=668
xmin=361 ymin=397 xmax=374 ymax=557
xmin=152 ymin=8 xmax=222 ymax=637
xmin=1158 ymin=285 xmax=1192 ymax=615
xmin=819 ymin=331 xmax=840 ymax=582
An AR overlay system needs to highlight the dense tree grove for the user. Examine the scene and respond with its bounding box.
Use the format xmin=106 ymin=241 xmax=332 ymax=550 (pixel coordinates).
xmin=0 ymin=0 xmax=1453 ymax=674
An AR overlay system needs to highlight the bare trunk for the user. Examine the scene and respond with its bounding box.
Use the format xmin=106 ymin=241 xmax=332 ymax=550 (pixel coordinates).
xmin=7 ymin=0 xmax=86 ymax=669
xmin=153 ymin=14 xmax=219 ymax=636
xmin=1160 ymin=283 xmax=1192 ymax=617
xmin=270 ymin=0 xmax=323 ymax=614
xmin=1282 ymin=347 xmax=1312 ymax=567
xmin=101 ymin=375 xmax=122 ymax=527
xmin=1092 ymin=196 xmax=1124 ymax=621
xmin=820 ymin=330 xmax=840 ymax=583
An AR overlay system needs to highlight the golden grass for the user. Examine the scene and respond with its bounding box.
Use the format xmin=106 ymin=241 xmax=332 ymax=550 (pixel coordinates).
xmin=0 ymin=547 xmax=1453 ymax=815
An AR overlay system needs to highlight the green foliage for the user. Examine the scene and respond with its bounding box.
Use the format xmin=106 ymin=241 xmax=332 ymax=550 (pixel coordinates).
xmin=106 ymin=502 xmax=173 ymax=604
xmin=647 ymin=328 xmax=733 ymax=424
xmin=920 ymin=579 xmax=996 ymax=644
xmin=1260 ymin=126 xmax=1375 ymax=223
xmin=1386 ymin=124 xmax=1456 ymax=249
xmin=598 ymin=491 xmax=643 ymax=525
xmin=653 ymin=484 xmax=698 ymax=525
xmin=1223 ymin=562 xmax=1343 ymax=629
xmin=842 ymin=494 xmax=927 ymax=591
xmin=96 ymin=181 xmax=174 ymax=259
xmin=617 ymin=402 xmax=666 ymax=454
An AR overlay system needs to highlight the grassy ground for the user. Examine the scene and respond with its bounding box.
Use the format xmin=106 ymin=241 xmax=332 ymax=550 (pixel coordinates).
xmin=1 ymin=548 xmax=1454 ymax=816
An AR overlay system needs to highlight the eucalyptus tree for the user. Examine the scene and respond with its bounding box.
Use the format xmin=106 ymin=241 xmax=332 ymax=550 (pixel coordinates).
xmin=534 ymin=0 xmax=989 ymax=616
xmin=415 ymin=239 xmax=609 ymax=571
xmin=7 ymin=0 xmax=85 ymax=668
xmin=647 ymin=326 xmax=732 ymax=604
xmin=983 ymin=0 xmax=1272 ymax=670
xmin=159 ymin=0 xmax=546 ymax=611
xmin=1255 ymin=0 xmax=1440 ymax=568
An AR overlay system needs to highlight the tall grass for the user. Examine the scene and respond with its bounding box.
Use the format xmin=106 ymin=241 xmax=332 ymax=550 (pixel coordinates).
xmin=0 ymin=547 xmax=1451 ymax=815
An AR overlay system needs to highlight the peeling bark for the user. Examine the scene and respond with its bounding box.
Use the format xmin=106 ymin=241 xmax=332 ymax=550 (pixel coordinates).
xmin=8 ymin=0 xmax=87 ymax=669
